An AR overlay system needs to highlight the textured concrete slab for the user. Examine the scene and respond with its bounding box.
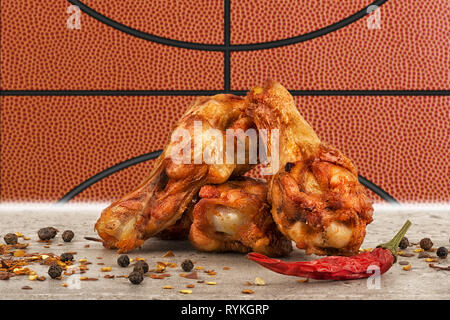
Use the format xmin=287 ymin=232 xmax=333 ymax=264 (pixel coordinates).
xmin=0 ymin=205 xmax=449 ymax=300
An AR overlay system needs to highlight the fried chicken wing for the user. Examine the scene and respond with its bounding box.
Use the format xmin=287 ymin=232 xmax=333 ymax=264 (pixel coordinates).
xmin=246 ymin=81 xmax=373 ymax=256
xmin=95 ymin=94 xmax=255 ymax=252
xmin=189 ymin=177 xmax=293 ymax=257
xmin=155 ymin=200 xmax=194 ymax=240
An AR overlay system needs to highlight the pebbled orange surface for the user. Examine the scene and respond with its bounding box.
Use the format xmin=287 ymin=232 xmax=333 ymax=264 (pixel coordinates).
xmin=0 ymin=1 xmax=223 ymax=90
xmin=84 ymin=0 xmax=224 ymax=44
xmin=1 ymin=96 xmax=448 ymax=203
xmin=230 ymin=0 xmax=372 ymax=44
xmin=231 ymin=0 xmax=449 ymax=90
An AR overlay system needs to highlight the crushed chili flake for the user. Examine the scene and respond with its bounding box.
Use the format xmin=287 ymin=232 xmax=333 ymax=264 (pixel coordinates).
xmin=149 ymin=274 xmax=165 ymax=279
xmin=162 ymin=285 xmax=174 ymax=289
xmin=0 ymin=272 xmax=11 ymax=280
xmin=179 ymin=289 xmax=192 ymax=294
xmin=414 ymin=249 xmax=424 ymax=253
xmin=184 ymin=271 xmax=198 ymax=279
xmin=61 ymin=283 xmax=68 ymax=287
xmin=245 ymin=281 xmax=252 ymax=286
xmin=28 ymin=275 xmax=38 ymax=281
xmin=428 ymin=264 xmax=450 ymax=271
xmin=136 ymin=257 xmax=146 ymax=261
xmin=254 ymin=277 xmax=266 ymax=286
xmin=97 ymin=263 xmax=105 ymax=265
xmin=100 ymin=267 xmax=112 ymax=272
xmin=84 ymin=245 xmax=90 ymax=248
xmin=242 ymin=289 xmax=254 ymax=294
xmin=398 ymin=252 xmax=415 ymax=257
xmin=195 ymin=266 xmax=204 ymax=270
xmin=37 ymin=276 xmax=46 ymax=281
xmin=155 ymin=262 xmax=166 ymax=273
xmin=197 ymin=280 xmax=204 ymax=283
xmin=297 ymin=279 xmax=309 ymax=283
xmin=162 ymin=250 xmax=175 ymax=258
xmin=402 ymin=265 xmax=412 ymax=271
xmin=21 ymin=286 xmax=32 ymax=290
xmin=168 ymin=263 xmax=178 ymax=268
xmin=14 ymin=250 xmax=26 ymax=257
xmin=104 ymin=275 xmax=115 ymax=279
xmin=206 ymin=281 xmax=216 ymax=285
xmin=425 ymin=258 xmax=439 ymax=263
xmin=186 ymin=284 xmax=195 ymax=288
xmin=223 ymin=267 xmax=230 ymax=270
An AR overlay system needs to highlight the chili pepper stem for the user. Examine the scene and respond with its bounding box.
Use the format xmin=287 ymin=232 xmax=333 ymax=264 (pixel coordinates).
xmin=377 ymin=220 xmax=412 ymax=262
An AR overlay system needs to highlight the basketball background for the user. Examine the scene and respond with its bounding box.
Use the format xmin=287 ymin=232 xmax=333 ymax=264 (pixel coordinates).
xmin=0 ymin=0 xmax=448 ymax=203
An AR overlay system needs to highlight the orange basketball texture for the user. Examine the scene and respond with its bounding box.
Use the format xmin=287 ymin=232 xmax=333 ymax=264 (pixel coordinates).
xmin=0 ymin=0 xmax=448 ymax=203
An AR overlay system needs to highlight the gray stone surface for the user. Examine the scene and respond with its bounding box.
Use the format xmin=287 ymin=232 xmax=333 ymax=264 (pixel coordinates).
xmin=0 ymin=206 xmax=449 ymax=300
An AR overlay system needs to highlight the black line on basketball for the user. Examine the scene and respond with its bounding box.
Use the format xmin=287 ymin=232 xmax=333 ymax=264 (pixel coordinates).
xmin=57 ymin=149 xmax=399 ymax=204
xmin=67 ymin=0 xmax=388 ymax=51
xmin=2 ymin=90 xmax=449 ymax=96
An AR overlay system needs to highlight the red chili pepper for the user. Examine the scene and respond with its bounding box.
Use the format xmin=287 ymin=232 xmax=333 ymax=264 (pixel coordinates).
xmin=248 ymin=220 xmax=411 ymax=281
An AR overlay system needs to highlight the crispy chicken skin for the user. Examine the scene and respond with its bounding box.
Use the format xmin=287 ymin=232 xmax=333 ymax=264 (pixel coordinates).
xmin=156 ymin=200 xmax=194 ymax=240
xmin=95 ymin=94 xmax=255 ymax=252
xmin=246 ymin=81 xmax=373 ymax=256
xmin=189 ymin=178 xmax=293 ymax=257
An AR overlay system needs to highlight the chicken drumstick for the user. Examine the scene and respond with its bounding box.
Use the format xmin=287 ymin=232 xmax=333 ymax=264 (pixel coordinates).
xmin=246 ymin=81 xmax=373 ymax=256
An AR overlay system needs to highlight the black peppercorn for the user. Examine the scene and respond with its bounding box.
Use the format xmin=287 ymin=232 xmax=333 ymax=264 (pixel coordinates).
xmin=181 ymin=259 xmax=194 ymax=272
xmin=60 ymin=253 xmax=74 ymax=262
xmin=117 ymin=255 xmax=130 ymax=267
xmin=4 ymin=233 xmax=18 ymax=245
xmin=133 ymin=261 xmax=149 ymax=274
xmin=62 ymin=230 xmax=74 ymax=242
xmin=399 ymin=237 xmax=409 ymax=249
xmin=128 ymin=271 xmax=144 ymax=284
xmin=38 ymin=227 xmax=58 ymax=241
xmin=48 ymin=265 xmax=63 ymax=279
xmin=419 ymin=238 xmax=433 ymax=251
xmin=436 ymin=247 xmax=448 ymax=258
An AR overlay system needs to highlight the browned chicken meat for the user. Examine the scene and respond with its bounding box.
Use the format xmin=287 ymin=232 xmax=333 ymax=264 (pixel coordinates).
xmin=189 ymin=177 xmax=292 ymax=257
xmin=156 ymin=200 xmax=194 ymax=240
xmin=95 ymin=94 xmax=255 ymax=252
xmin=246 ymin=81 xmax=373 ymax=256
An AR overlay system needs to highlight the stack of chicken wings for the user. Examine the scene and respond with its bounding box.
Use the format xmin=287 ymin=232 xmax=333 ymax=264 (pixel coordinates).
xmin=95 ymin=81 xmax=373 ymax=257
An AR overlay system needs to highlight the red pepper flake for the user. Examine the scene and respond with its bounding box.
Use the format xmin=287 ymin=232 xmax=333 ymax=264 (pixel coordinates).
xmin=223 ymin=267 xmax=230 ymax=270
xmin=84 ymin=245 xmax=90 ymax=248
xmin=398 ymin=252 xmax=415 ymax=257
xmin=21 ymin=286 xmax=33 ymax=290
xmin=429 ymin=264 xmax=450 ymax=271
xmin=242 ymin=289 xmax=254 ymax=294
xmin=197 ymin=280 xmax=204 ymax=283
xmin=97 ymin=263 xmax=105 ymax=265
xmin=0 ymin=272 xmax=11 ymax=280
xmin=162 ymin=250 xmax=175 ymax=258
xmin=104 ymin=275 xmax=115 ymax=279
xmin=184 ymin=271 xmax=198 ymax=279
xmin=186 ymin=284 xmax=195 ymax=288
xmin=149 ymin=274 xmax=165 ymax=279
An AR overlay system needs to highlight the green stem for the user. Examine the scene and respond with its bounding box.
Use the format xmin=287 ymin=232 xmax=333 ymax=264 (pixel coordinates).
xmin=377 ymin=220 xmax=412 ymax=262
